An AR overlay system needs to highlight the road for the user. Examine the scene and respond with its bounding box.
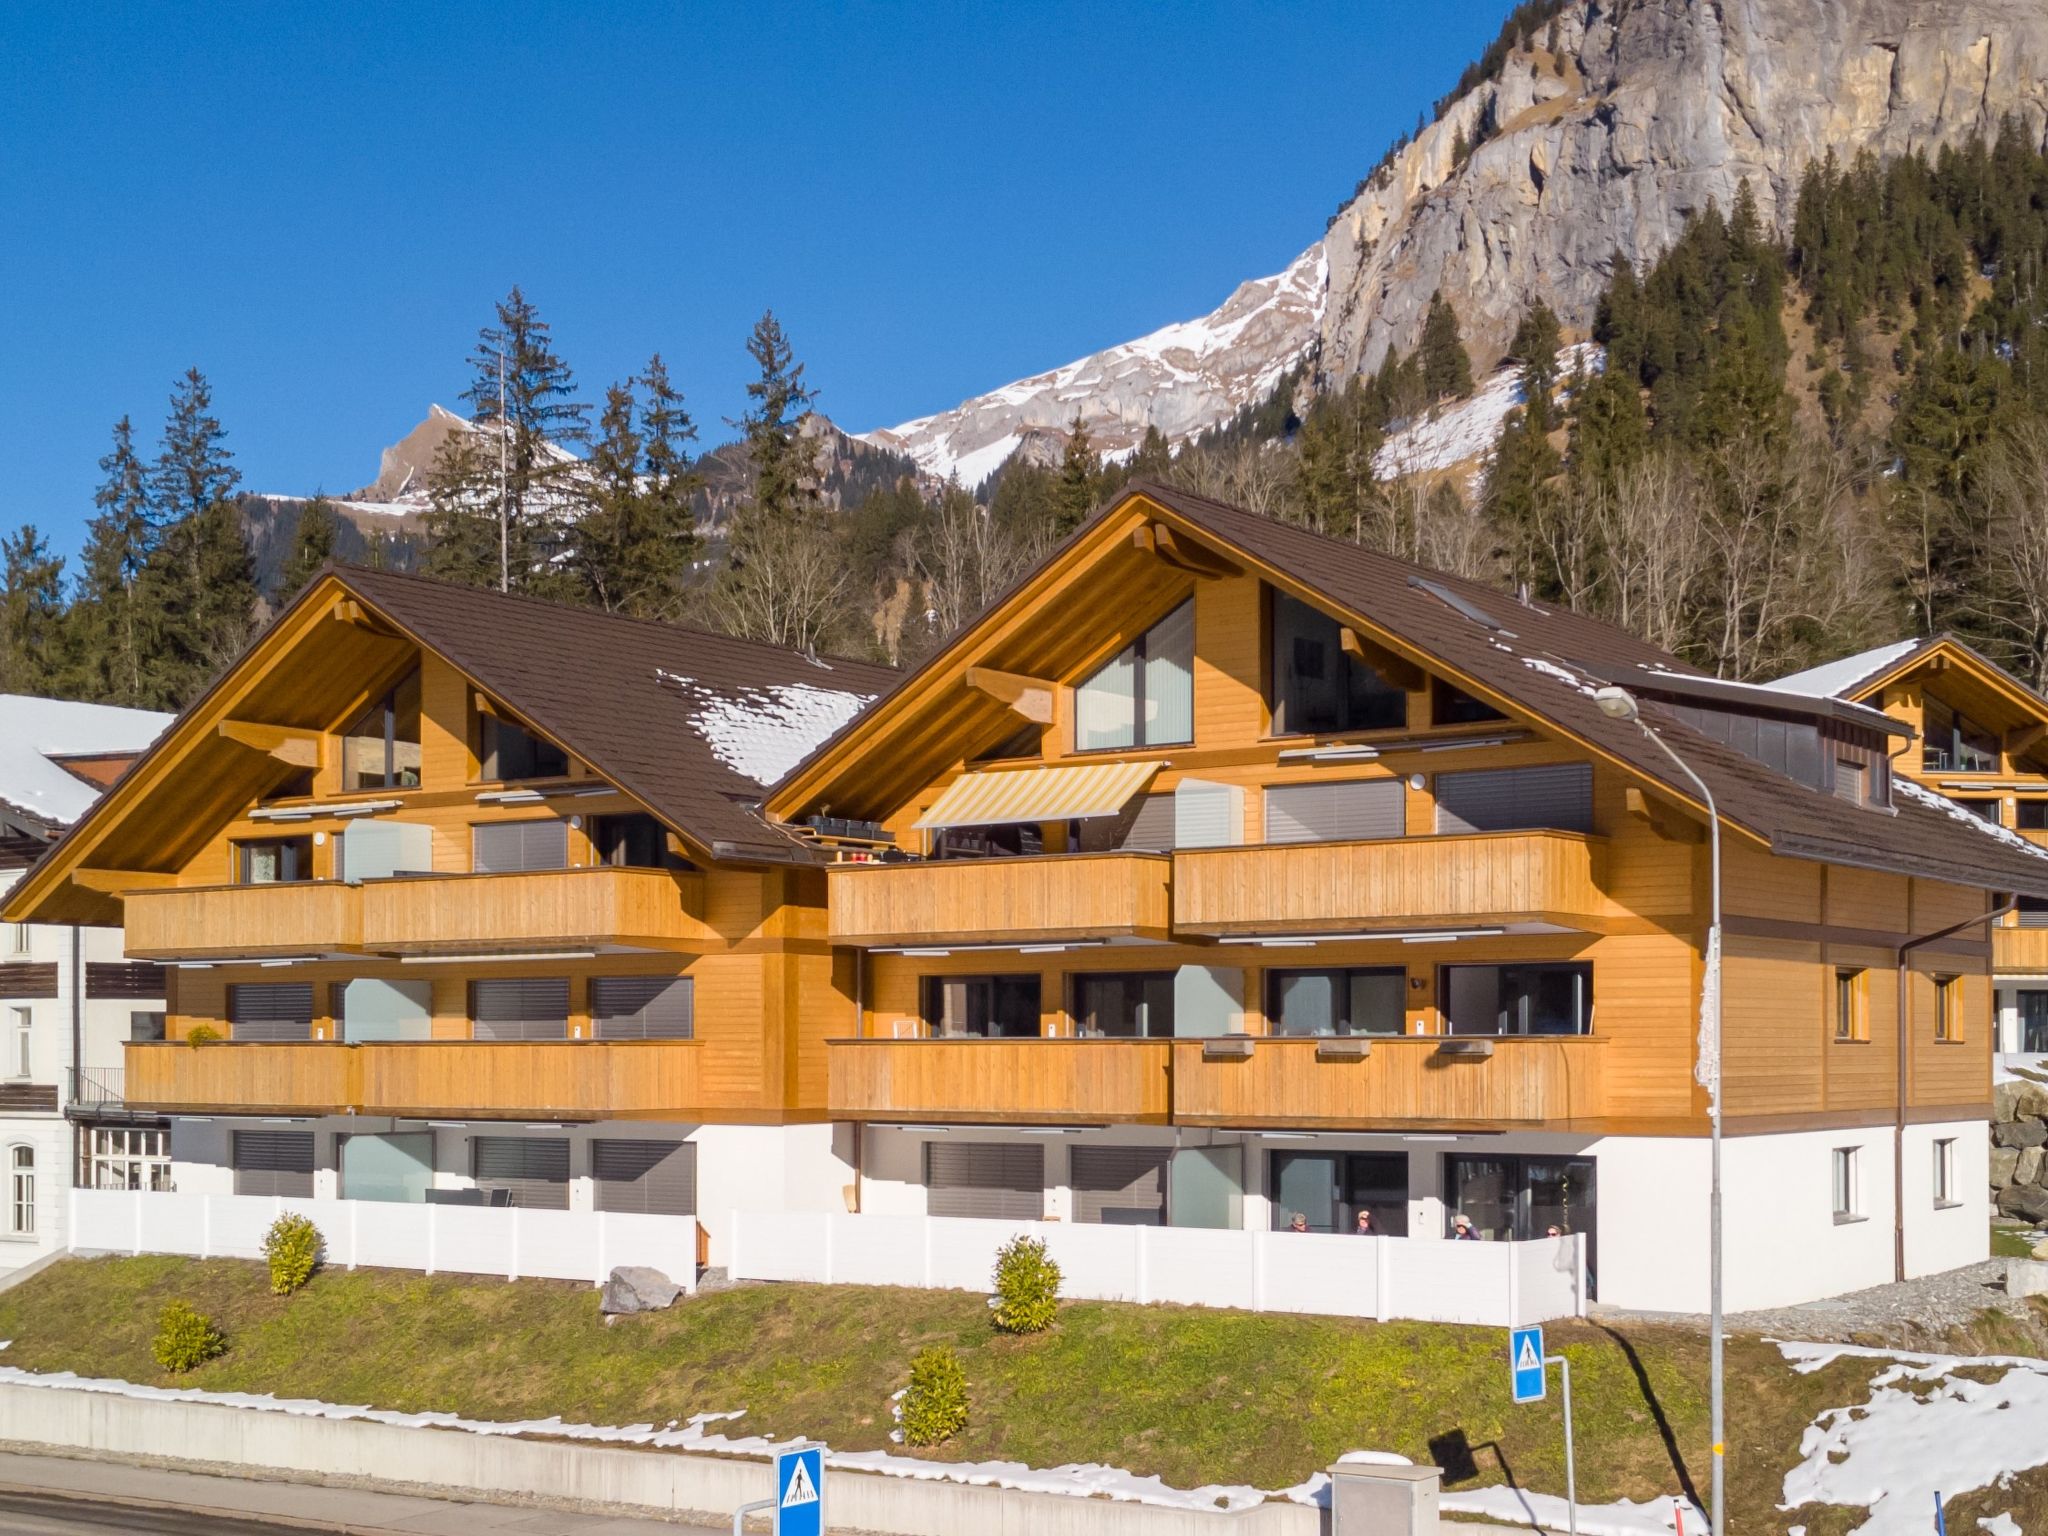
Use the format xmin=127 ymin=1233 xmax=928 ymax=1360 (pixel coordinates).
xmin=0 ymin=1452 xmax=725 ymax=1535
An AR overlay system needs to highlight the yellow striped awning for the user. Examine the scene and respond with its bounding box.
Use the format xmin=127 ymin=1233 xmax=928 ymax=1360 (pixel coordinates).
xmin=913 ymin=760 xmax=1162 ymax=829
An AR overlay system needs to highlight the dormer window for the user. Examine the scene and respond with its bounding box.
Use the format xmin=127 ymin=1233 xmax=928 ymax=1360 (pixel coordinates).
xmin=1269 ymin=593 xmax=1406 ymax=736
xmin=1075 ymin=601 xmax=1193 ymax=751
xmin=341 ymin=668 xmax=422 ymax=791
xmin=480 ymin=714 xmax=569 ymax=781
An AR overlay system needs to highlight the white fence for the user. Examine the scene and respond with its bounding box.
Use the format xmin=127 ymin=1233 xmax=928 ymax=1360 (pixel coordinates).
xmin=69 ymin=1189 xmax=698 ymax=1291
xmin=730 ymin=1212 xmax=1583 ymax=1325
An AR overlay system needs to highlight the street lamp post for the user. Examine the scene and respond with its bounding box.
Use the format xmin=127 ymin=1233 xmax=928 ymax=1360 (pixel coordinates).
xmin=1593 ymin=685 xmax=1724 ymax=1536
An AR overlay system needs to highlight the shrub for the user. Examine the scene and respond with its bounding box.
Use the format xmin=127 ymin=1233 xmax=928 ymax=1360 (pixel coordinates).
xmin=990 ymin=1234 xmax=1061 ymax=1334
xmin=184 ymin=1025 xmax=222 ymax=1046
xmin=899 ymin=1345 xmax=969 ymax=1447
xmin=152 ymin=1300 xmax=225 ymax=1374
xmin=263 ymin=1213 xmax=323 ymax=1295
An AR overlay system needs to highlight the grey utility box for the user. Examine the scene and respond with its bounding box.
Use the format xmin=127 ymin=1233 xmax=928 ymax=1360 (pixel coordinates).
xmin=1330 ymin=1461 xmax=1442 ymax=1536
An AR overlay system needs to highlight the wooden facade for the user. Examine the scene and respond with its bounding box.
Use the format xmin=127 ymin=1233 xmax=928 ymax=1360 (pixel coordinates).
xmin=828 ymin=852 xmax=1171 ymax=947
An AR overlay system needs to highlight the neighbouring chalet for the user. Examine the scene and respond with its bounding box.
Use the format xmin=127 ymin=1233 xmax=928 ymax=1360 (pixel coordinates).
xmin=2 ymin=569 xmax=896 ymax=1270
xmin=1767 ymin=638 xmax=2048 ymax=1061
xmin=762 ymin=483 xmax=2048 ymax=1313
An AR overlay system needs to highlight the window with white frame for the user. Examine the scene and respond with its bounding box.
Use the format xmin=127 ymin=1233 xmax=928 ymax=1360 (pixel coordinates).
xmin=1832 ymin=1146 xmax=1862 ymax=1222
xmin=4 ymin=922 xmax=27 ymax=956
xmin=8 ymin=1007 xmax=28 ymax=1081
xmin=1933 ymin=1138 xmax=1957 ymax=1207
xmin=7 ymin=1146 xmax=32 ymax=1236
xmin=82 ymin=1127 xmax=171 ymax=1192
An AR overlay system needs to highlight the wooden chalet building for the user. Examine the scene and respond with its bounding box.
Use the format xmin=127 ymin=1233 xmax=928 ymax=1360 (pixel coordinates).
xmin=2 ymin=569 xmax=895 ymax=1268
xmin=764 ymin=483 xmax=2048 ymax=1313
xmin=1767 ymin=639 xmax=2048 ymax=1062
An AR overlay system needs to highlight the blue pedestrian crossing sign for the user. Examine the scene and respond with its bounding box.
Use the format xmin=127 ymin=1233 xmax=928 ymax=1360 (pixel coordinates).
xmin=1510 ymin=1325 xmax=1546 ymax=1404
xmin=775 ymin=1444 xmax=824 ymax=1536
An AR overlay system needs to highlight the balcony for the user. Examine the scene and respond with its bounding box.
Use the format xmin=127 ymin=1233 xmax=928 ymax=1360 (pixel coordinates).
xmin=827 ymin=853 xmax=1172 ymax=948
xmin=124 ymin=1039 xmax=719 ymax=1118
xmin=1996 ymin=926 xmax=2048 ymax=974
xmin=828 ymin=1038 xmax=1173 ymax=1124
xmin=1172 ymin=830 xmax=1609 ymax=938
xmin=1170 ymin=1035 xmax=1607 ymax=1130
xmin=123 ymin=882 xmax=363 ymax=961
xmin=358 ymin=867 xmax=711 ymax=955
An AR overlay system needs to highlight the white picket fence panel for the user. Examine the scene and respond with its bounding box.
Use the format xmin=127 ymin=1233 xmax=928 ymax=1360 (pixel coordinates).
xmin=68 ymin=1189 xmax=697 ymax=1291
xmin=729 ymin=1211 xmax=1584 ymax=1325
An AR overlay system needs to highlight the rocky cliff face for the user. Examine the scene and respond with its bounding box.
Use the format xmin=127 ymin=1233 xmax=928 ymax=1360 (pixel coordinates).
xmin=1325 ymin=0 xmax=2048 ymax=378
xmin=868 ymin=0 xmax=2048 ymax=474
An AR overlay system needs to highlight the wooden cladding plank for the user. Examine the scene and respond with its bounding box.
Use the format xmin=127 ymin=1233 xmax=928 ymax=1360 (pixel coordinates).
xmin=828 ymin=854 xmax=1172 ymax=946
xmin=358 ymin=867 xmax=711 ymax=953
xmin=125 ymin=1041 xmax=359 ymax=1112
xmin=1995 ymin=927 xmax=2048 ymax=973
xmin=85 ymin=962 xmax=167 ymax=1000
xmin=1172 ymin=831 xmax=1606 ymax=935
xmin=1168 ymin=1036 xmax=1606 ymax=1127
xmin=829 ymin=1039 xmax=1173 ymax=1123
xmin=0 ymin=962 xmax=58 ymax=999
xmin=124 ymin=883 xmax=362 ymax=961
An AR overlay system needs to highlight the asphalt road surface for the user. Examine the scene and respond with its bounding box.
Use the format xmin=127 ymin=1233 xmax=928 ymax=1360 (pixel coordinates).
xmin=0 ymin=1488 xmax=320 ymax=1533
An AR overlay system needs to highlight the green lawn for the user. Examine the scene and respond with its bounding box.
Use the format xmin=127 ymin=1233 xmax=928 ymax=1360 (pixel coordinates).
xmin=1993 ymin=1220 xmax=2041 ymax=1259
xmin=0 ymin=1255 xmax=2041 ymax=1532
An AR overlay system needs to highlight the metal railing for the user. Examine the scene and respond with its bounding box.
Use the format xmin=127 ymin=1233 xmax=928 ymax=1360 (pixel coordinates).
xmin=68 ymin=1066 xmax=124 ymax=1107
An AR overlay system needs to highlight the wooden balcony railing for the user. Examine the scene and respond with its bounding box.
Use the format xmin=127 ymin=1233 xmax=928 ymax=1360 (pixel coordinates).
xmin=828 ymin=853 xmax=1172 ymax=947
xmin=123 ymin=882 xmax=362 ymax=961
xmin=125 ymin=1038 xmax=718 ymax=1118
xmin=828 ymin=1037 xmax=1173 ymax=1124
xmin=1995 ymin=925 xmax=2048 ymax=974
xmin=1170 ymin=1035 xmax=1607 ymax=1129
xmin=1172 ymin=830 xmax=1609 ymax=937
xmin=358 ymin=867 xmax=712 ymax=955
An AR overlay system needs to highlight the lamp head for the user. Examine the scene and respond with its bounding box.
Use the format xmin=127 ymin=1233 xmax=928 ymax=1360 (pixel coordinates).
xmin=1592 ymin=685 xmax=1640 ymax=722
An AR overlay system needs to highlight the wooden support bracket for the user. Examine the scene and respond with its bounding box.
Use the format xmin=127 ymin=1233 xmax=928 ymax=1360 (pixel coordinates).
xmin=1339 ymin=627 xmax=1426 ymax=691
xmin=965 ymin=666 xmax=1056 ymax=725
xmin=2006 ymin=722 xmax=2048 ymax=756
xmin=1133 ymin=522 xmax=1239 ymax=578
xmin=74 ymin=868 xmax=179 ymax=895
xmin=218 ymin=720 xmax=321 ymax=769
xmin=1625 ymin=785 xmax=1704 ymax=843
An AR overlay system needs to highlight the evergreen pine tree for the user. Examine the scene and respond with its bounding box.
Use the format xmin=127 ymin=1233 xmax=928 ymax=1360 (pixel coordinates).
xmin=1509 ymin=301 xmax=1563 ymax=393
xmin=574 ymin=367 xmax=702 ymax=620
xmin=1052 ymin=415 xmax=1101 ymax=535
xmin=277 ymin=496 xmax=339 ymax=599
xmin=0 ymin=526 xmax=69 ymax=695
xmin=137 ymin=368 xmax=251 ymax=706
xmin=68 ymin=416 xmax=154 ymax=703
xmin=1419 ymin=292 xmax=1475 ymax=400
xmin=736 ymin=310 xmax=817 ymax=526
xmin=1127 ymin=425 xmax=1173 ymax=480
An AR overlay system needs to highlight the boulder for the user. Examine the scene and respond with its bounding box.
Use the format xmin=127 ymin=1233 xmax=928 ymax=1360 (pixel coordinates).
xmin=1993 ymin=1118 xmax=2048 ymax=1150
xmin=2020 ymin=1147 xmax=2047 ymax=1188
xmin=600 ymin=1265 xmax=682 ymax=1316
xmin=1998 ymin=1183 xmax=2048 ymax=1223
xmin=2034 ymin=1238 xmax=2048 ymax=1263
xmin=1992 ymin=1147 xmax=2021 ymax=1188
xmin=1996 ymin=1080 xmax=2048 ymax=1123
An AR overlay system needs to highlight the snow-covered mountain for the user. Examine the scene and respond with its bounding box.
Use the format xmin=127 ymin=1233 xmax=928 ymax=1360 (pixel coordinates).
xmin=861 ymin=246 xmax=1326 ymax=487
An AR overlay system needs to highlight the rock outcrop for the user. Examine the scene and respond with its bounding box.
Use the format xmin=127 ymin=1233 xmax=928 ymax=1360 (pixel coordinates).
xmin=1994 ymin=1073 xmax=2048 ymax=1223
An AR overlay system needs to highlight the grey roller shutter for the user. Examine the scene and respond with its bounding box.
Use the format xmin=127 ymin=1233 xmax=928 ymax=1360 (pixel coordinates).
xmin=1119 ymin=794 xmax=1177 ymax=852
xmin=228 ymin=983 xmax=314 ymax=1042
xmin=924 ymin=1142 xmax=1043 ymax=1219
xmin=471 ymin=1135 xmax=570 ymax=1209
xmin=470 ymin=978 xmax=570 ymax=1041
xmin=1265 ymin=780 xmax=1405 ymax=844
xmin=592 ymin=1138 xmax=696 ymax=1215
xmin=472 ymin=820 xmax=569 ymax=874
xmin=232 ymin=1129 xmax=314 ymax=1197
xmin=591 ymin=976 xmax=694 ymax=1040
xmin=1070 ymin=1146 xmax=1168 ymax=1226
xmin=1434 ymin=764 xmax=1592 ymax=835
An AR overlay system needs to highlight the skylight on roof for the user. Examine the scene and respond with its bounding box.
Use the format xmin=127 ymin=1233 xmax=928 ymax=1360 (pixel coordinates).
xmin=1408 ymin=575 xmax=1505 ymax=633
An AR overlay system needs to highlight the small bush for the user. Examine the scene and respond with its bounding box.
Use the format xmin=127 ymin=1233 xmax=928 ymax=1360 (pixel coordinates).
xmin=263 ymin=1213 xmax=323 ymax=1295
xmin=899 ymin=1345 xmax=969 ymax=1446
xmin=990 ymin=1234 xmax=1061 ymax=1334
xmin=184 ymin=1025 xmax=222 ymax=1046
xmin=152 ymin=1300 xmax=225 ymax=1374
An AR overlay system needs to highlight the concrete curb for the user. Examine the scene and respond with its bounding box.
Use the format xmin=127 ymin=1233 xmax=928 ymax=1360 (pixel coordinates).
xmin=0 ymin=1384 xmax=1328 ymax=1536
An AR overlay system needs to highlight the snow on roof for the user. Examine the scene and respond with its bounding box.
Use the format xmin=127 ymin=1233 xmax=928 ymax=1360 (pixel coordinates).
xmin=1894 ymin=779 xmax=2048 ymax=860
xmin=0 ymin=695 xmax=170 ymax=829
xmin=654 ymin=671 xmax=875 ymax=788
xmin=1762 ymin=640 xmax=1925 ymax=701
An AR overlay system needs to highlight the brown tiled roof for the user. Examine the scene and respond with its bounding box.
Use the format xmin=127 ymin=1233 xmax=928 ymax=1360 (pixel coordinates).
xmin=333 ymin=568 xmax=899 ymax=861
xmin=1125 ymin=482 xmax=2048 ymax=899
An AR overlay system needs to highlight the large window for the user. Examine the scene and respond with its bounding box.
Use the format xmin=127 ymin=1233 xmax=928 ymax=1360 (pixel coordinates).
xmin=1433 ymin=678 xmax=1506 ymax=726
xmin=232 ymin=1129 xmax=314 ymax=1198
xmin=1269 ymin=1150 xmax=1409 ymax=1235
xmin=471 ymin=1136 xmax=569 ymax=1210
xmin=594 ymin=1139 xmax=697 ymax=1215
xmin=920 ymin=975 xmax=1040 ymax=1038
xmin=81 ymin=1126 xmax=170 ymax=1192
xmin=480 ymin=714 xmax=569 ymax=781
xmin=2021 ymin=990 xmax=2048 ymax=1053
xmin=1923 ymin=697 xmax=1998 ymax=773
xmin=1072 ymin=973 xmax=1174 ymax=1038
xmin=469 ymin=978 xmax=570 ymax=1042
xmin=591 ymin=813 xmax=680 ymax=870
xmin=1434 ymin=764 xmax=1593 ymax=834
xmin=236 ymin=836 xmax=313 ymax=884
xmin=1442 ymin=963 xmax=1591 ymax=1036
xmin=1269 ymin=593 xmax=1407 ymax=737
xmin=1075 ymin=601 xmax=1193 ymax=751
xmin=1446 ymin=1154 xmax=1597 ymax=1287
xmin=1071 ymin=1146 xmax=1168 ymax=1225
xmin=340 ymin=1132 xmax=433 ymax=1203
xmin=228 ymin=983 xmax=315 ymax=1043
xmin=472 ymin=819 xmax=569 ymax=874
xmin=341 ymin=668 xmax=422 ymax=791
xmin=1267 ymin=968 xmax=1406 ymax=1037
xmin=924 ymin=1141 xmax=1043 ymax=1219
xmin=591 ymin=976 xmax=694 ymax=1040
xmin=7 ymin=1146 xmax=32 ymax=1236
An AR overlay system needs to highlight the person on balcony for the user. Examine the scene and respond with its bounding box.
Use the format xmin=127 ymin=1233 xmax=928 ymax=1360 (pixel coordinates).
xmin=1353 ymin=1210 xmax=1379 ymax=1235
xmin=1450 ymin=1213 xmax=1479 ymax=1240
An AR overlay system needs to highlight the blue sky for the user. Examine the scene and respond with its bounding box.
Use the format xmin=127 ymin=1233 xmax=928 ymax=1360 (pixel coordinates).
xmin=3 ymin=3 xmax=1507 ymax=563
